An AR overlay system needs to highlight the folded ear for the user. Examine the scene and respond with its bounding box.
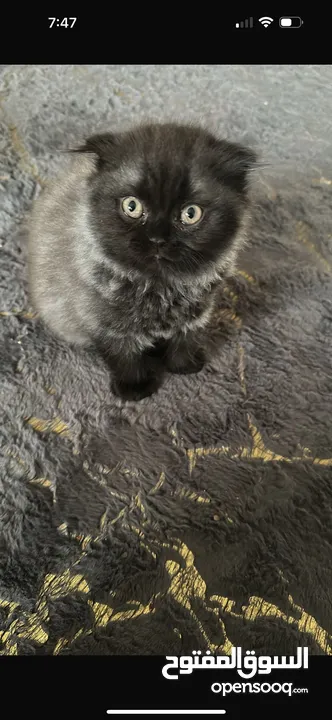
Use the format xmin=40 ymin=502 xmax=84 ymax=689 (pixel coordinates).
xmin=69 ymin=133 xmax=117 ymax=170
xmin=209 ymin=138 xmax=258 ymax=194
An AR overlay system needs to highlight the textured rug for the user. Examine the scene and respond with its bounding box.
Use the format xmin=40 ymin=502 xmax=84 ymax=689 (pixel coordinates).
xmin=0 ymin=65 xmax=332 ymax=656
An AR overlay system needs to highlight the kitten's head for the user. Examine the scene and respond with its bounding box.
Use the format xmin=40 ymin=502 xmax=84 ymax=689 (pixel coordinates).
xmin=73 ymin=123 xmax=256 ymax=281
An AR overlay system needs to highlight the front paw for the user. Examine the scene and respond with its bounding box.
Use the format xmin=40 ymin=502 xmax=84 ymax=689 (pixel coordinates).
xmin=166 ymin=348 xmax=205 ymax=375
xmin=111 ymin=376 xmax=161 ymax=401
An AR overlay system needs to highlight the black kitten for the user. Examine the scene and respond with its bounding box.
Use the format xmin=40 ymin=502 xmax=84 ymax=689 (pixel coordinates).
xmin=28 ymin=122 xmax=256 ymax=401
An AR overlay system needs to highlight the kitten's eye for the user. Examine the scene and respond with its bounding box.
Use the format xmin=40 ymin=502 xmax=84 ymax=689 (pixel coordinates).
xmin=121 ymin=196 xmax=144 ymax=219
xmin=181 ymin=204 xmax=203 ymax=225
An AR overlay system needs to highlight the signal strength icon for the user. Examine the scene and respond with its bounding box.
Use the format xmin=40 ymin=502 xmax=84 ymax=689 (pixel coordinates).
xmin=258 ymin=16 xmax=274 ymax=27
xmin=235 ymin=17 xmax=253 ymax=28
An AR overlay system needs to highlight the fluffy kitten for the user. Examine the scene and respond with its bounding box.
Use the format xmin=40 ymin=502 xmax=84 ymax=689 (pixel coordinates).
xmin=28 ymin=122 xmax=256 ymax=401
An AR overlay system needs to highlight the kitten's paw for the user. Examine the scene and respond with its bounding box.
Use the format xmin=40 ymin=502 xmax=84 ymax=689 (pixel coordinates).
xmin=111 ymin=376 xmax=161 ymax=401
xmin=166 ymin=349 xmax=205 ymax=375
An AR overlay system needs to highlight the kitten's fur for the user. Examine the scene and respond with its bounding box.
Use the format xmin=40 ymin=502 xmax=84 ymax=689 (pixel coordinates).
xmin=28 ymin=122 xmax=256 ymax=401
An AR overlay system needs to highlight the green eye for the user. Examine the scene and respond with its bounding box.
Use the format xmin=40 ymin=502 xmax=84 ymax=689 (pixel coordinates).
xmin=121 ymin=196 xmax=144 ymax=219
xmin=181 ymin=204 xmax=203 ymax=225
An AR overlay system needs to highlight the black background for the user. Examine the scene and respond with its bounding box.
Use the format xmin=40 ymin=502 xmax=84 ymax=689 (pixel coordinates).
xmin=0 ymin=655 xmax=330 ymax=717
xmin=1 ymin=10 xmax=329 ymax=63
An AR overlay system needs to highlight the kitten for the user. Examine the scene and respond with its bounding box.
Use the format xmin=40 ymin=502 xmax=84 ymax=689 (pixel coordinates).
xmin=28 ymin=122 xmax=256 ymax=401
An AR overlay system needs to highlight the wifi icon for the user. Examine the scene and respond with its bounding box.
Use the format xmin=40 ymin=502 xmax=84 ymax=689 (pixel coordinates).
xmin=259 ymin=16 xmax=274 ymax=27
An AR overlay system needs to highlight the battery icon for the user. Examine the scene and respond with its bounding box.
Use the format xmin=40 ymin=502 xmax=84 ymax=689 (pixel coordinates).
xmin=279 ymin=17 xmax=303 ymax=27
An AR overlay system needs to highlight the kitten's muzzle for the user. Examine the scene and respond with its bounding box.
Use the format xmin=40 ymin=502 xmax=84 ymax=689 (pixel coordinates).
xmin=150 ymin=236 xmax=165 ymax=246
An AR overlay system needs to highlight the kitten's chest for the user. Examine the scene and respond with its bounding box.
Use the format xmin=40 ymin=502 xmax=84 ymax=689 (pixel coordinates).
xmin=108 ymin=280 xmax=209 ymax=338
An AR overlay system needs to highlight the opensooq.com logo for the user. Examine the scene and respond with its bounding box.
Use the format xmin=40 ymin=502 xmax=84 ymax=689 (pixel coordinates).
xmin=162 ymin=646 xmax=309 ymax=680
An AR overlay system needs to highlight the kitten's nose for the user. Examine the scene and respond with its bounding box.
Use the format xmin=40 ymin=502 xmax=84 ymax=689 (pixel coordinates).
xmin=150 ymin=236 xmax=164 ymax=246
